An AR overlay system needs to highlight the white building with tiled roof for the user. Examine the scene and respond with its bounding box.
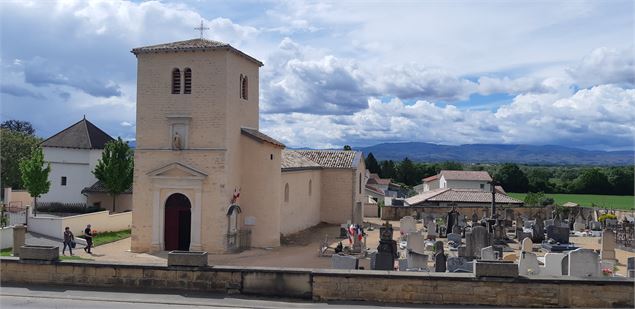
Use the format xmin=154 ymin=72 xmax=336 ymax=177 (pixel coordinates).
xmin=39 ymin=117 xmax=115 ymax=204
xmin=422 ymin=170 xmax=493 ymax=192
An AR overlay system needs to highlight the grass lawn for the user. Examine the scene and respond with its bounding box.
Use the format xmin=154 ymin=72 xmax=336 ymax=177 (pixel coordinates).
xmin=79 ymin=229 xmax=131 ymax=247
xmin=1 ymin=247 xmax=12 ymax=256
xmin=508 ymin=193 xmax=635 ymax=210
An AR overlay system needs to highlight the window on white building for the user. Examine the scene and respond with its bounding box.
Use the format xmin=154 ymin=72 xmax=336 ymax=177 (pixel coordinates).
xmin=61 ymin=176 xmax=67 ymax=186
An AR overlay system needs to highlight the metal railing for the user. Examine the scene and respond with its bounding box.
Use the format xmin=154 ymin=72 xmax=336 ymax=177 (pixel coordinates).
xmin=225 ymin=229 xmax=251 ymax=253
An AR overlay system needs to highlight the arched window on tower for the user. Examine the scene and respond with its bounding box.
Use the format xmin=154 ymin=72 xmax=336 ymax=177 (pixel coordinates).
xmin=284 ymin=183 xmax=289 ymax=203
xmin=241 ymin=75 xmax=248 ymax=100
xmin=172 ymin=68 xmax=181 ymax=94
xmin=184 ymin=68 xmax=192 ymax=94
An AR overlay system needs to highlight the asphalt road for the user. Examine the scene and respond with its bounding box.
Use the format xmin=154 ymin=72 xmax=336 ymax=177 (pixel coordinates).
xmin=1 ymin=285 xmax=464 ymax=309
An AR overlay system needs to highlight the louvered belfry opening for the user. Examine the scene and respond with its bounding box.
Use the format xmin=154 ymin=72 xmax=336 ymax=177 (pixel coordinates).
xmin=184 ymin=68 xmax=192 ymax=94
xmin=172 ymin=68 xmax=181 ymax=94
xmin=241 ymin=75 xmax=248 ymax=100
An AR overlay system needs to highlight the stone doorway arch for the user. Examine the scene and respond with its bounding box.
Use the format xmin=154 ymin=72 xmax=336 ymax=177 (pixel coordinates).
xmin=164 ymin=193 xmax=191 ymax=251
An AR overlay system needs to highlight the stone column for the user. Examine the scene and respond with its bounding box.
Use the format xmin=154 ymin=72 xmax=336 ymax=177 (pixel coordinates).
xmin=12 ymin=225 xmax=26 ymax=257
xmin=190 ymin=189 xmax=202 ymax=251
xmin=150 ymin=189 xmax=161 ymax=251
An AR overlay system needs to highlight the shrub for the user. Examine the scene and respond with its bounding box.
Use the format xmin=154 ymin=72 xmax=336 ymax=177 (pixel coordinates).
xmin=598 ymin=213 xmax=617 ymax=223
xmin=36 ymin=202 xmax=105 ymax=214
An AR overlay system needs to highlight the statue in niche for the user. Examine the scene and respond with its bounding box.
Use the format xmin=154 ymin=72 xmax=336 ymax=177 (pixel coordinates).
xmin=172 ymin=131 xmax=182 ymax=150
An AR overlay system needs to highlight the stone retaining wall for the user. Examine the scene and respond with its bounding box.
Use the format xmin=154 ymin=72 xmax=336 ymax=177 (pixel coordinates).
xmin=381 ymin=205 xmax=546 ymax=221
xmin=1 ymin=258 xmax=632 ymax=307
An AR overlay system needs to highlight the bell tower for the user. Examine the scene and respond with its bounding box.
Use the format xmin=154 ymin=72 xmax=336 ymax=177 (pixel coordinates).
xmin=130 ymin=38 xmax=268 ymax=253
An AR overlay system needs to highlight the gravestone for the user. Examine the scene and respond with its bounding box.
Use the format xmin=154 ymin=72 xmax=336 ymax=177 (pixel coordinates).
xmin=427 ymin=221 xmax=437 ymax=238
xmin=374 ymin=222 xmax=398 ymax=270
xmin=546 ymin=225 xmax=569 ymax=244
xmin=480 ymin=246 xmax=496 ymax=260
xmin=532 ymin=219 xmax=545 ymax=243
xmin=446 ymin=208 xmax=459 ymax=237
xmin=447 ymin=233 xmax=461 ymax=248
xmin=568 ymin=248 xmax=600 ymax=277
xmin=471 ymin=212 xmax=479 ymax=225
xmin=467 ymin=226 xmax=491 ymax=259
xmin=452 ymin=225 xmax=461 ymax=234
xmin=424 ymin=214 xmax=434 ymax=228
xmin=505 ymin=208 xmax=514 ymax=221
xmin=398 ymin=258 xmax=407 ymax=271
xmin=524 ymin=220 xmax=534 ymax=229
xmin=518 ymin=251 xmax=540 ymax=276
xmin=516 ymin=216 xmax=524 ymax=230
xmin=627 ymin=257 xmax=634 ymax=278
xmin=542 ymin=253 xmax=566 ymax=276
xmin=604 ymin=218 xmax=617 ymax=228
xmin=331 ymin=254 xmax=358 ymax=269
xmin=400 ymin=216 xmax=417 ymax=235
xmin=406 ymin=232 xmax=426 ymax=255
xmin=406 ymin=251 xmax=428 ymax=269
xmin=369 ymin=251 xmax=377 ymax=270
xmin=458 ymin=215 xmax=466 ymax=228
xmin=433 ymin=240 xmax=446 ymax=272
xmin=600 ymin=229 xmax=616 ymax=261
xmin=589 ymin=221 xmax=601 ymax=231
xmin=573 ymin=215 xmax=586 ymax=232
xmin=521 ymin=238 xmax=533 ymax=253
xmin=447 ymin=256 xmax=471 ymax=273
xmin=544 ymin=219 xmax=555 ymax=228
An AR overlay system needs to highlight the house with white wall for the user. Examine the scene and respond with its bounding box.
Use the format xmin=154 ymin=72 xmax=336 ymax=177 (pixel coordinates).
xmin=422 ymin=170 xmax=492 ymax=192
xmin=39 ymin=117 xmax=114 ymax=204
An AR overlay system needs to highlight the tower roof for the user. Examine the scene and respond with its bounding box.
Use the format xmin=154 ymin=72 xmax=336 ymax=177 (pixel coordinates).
xmin=131 ymin=38 xmax=263 ymax=66
xmin=41 ymin=118 xmax=114 ymax=149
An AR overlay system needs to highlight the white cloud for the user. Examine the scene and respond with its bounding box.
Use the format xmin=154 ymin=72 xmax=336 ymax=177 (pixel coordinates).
xmin=567 ymin=47 xmax=635 ymax=88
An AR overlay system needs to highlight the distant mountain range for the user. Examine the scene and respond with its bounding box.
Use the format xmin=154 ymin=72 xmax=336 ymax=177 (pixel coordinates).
xmin=356 ymin=142 xmax=634 ymax=166
xmin=128 ymin=140 xmax=633 ymax=165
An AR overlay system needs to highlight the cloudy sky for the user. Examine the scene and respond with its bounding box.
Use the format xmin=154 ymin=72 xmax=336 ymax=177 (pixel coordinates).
xmin=1 ymin=0 xmax=634 ymax=150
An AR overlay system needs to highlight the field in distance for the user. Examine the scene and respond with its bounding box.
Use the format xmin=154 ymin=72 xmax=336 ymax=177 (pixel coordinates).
xmin=508 ymin=193 xmax=635 ymax=210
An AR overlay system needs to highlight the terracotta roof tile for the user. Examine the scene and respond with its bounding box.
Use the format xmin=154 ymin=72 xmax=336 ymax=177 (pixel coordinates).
xmin=440 ymin=170 xmax=492 ymax=181
xmin=423 ymin=174 xmax=439 ymax=182
xmin=365 ymin=184 xmax=386 ymax=196
xmin=406 ymin=188 xmax=523 ymax=206
xmin=281 ymin=150 xmax=321 ymax=170
xmin=293 ymin=150 xmax=361 ymax=169
xmin=131 ymin=38 xmax=263 ymax=66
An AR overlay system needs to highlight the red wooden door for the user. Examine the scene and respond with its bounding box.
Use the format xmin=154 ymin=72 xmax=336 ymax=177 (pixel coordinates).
xmin=164 ymin=193 xmax=191 ymax=251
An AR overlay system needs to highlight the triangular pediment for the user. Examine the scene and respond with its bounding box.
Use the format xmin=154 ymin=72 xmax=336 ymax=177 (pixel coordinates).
xmin=147 ymin=162 xmax=207 ymax=179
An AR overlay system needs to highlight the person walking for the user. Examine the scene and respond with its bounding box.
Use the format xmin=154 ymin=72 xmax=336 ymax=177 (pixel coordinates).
xmin=62 ymin=227 xmax=75 ymax=256
xmin=83 ymin=224 xmax=93 ymax=254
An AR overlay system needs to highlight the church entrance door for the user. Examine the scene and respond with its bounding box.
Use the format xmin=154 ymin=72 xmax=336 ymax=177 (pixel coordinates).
xmin=164 ymin=193 xmax=191 ymax=251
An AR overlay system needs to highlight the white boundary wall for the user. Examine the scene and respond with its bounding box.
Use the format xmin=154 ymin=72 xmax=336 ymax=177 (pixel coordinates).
xmin=0 ymin=227 xmax=13 ymax=249
xmin=27 ymin=211 xmax=132 ymax=239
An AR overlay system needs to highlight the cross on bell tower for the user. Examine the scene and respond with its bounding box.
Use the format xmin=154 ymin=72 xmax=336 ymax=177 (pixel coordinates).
xmin=194 ymin=20 xmax=209 ymax=39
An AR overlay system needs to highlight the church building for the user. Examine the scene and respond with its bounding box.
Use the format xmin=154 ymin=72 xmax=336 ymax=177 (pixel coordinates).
xmin=130 ymin=39 xmax=365 ymax=253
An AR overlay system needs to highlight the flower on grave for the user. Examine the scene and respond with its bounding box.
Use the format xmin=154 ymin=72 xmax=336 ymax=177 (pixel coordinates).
xmin=601 ymin=268 xmax=613 ymax=276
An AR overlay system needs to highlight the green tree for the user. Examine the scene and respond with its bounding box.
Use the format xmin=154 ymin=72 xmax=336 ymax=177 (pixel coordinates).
xmin=379 ymin=160 xmax=397 ymax=179
xmin=527 ymin=168 xmax=554 ymax=193
xmin=571 ymin=168 xmax=610 ymax=195
xmin=397 ymin=157 xmax=418 ymax=186
xmin=19 ymin=147 xmax=51 ymax=216
xmin=436 ymin=161 xmax=463 ymax=173
xmin=524 ymin=192 xmax=546 ymax=207
xmin=93 ymin=138 xmax=134 ymax=213
xmin=607 ymin=167 xmax=634 ymax=195
xmin=1 ymin=126 xmax=41 ymax=189
xmin=343 ymin=145 xmax=352 ymax=151
xmin=494 ymin=163 xmax=529 ymax=193
xmin=1 ymin=120 xmax=35 ymax=135
xmin=365 ymin=152 xmax=381 ymax=174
